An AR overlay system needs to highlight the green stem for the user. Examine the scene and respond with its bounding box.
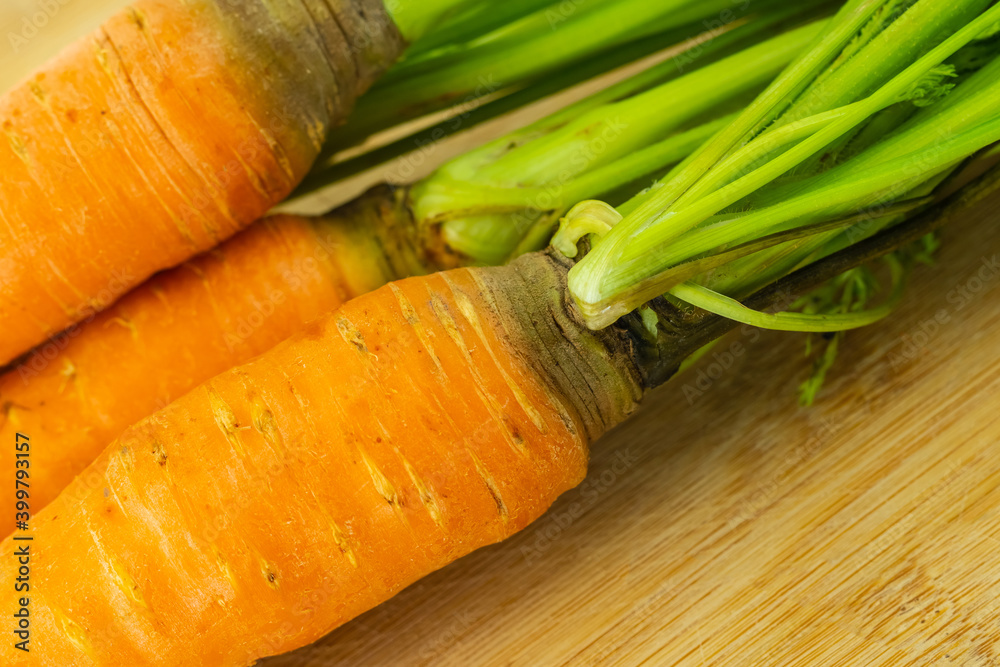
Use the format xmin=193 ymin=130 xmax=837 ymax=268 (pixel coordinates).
xmin=408 ymin=18 xmax=825 ymax=264
xmin=402 ymin=0 xmax=556 ymax=54
xmin=633 ymin=5 xmax=997 ymax=253
xmin=639 ymin=160 xmax=1000 ymax=392
xmin=294 ymin=20 xmax=694 ymax=197
xmin=622 ymin=198 xmax=929 ymax=295
xmin=669 ymin=106 xmax=849 ymax=209
xmin=558 ymin=117 xmax=735 ymax=209
xmin=476 ymin=22 xmax=821 ymax=187
xmin=346 ymin=0 xmax=815 ymax=148
xmin=567 ymin=1 xmax=1000 ymax=328
xmin=385 ymin=0 xmax=487 ymax=42
xmin=668 ymin=253 xmax=904 ymax=333
xmin=645 ymin=120 xmax=998 ymax=271
xmin=699 ymin=51 xmax=1000 ymax=296
xmin=617 ymin=0 xmax=889 ymax=226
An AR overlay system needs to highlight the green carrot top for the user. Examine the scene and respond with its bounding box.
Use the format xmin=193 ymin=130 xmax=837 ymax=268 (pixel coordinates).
xmin=557 ymin=0 xmax=1000 ymax=333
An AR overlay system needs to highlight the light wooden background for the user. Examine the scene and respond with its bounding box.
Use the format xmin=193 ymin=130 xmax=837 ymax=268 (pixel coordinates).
xmin=6 ymin=4 xmax=1000 ymax=666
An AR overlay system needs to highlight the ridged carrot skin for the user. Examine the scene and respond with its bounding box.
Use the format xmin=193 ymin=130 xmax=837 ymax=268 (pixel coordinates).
xmin=0 ymin=194 xmax=408 ymax=537
xmin=0 ymin=252 xmax=642 ymax=666
xmin=0 ymin=0 xmax=404 ymax=366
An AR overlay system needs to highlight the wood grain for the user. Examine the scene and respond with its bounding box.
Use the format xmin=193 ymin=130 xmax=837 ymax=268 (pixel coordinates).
xmin=6 ymin=4 xmax=1000 ymax=666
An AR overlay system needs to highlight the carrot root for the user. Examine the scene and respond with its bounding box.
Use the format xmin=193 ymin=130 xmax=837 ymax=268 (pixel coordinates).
xmin=0 ymin=252 xmax=644 ymax=665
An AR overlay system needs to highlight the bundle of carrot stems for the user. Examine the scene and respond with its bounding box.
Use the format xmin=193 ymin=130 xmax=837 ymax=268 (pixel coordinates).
xmin=2 ymin=0 xmax=1000 ymax=664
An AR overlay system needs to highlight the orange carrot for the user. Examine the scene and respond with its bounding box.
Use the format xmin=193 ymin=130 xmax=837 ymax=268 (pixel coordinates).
xmin=0 ymin=187 xmax=414 ymax=537
xmin=0 ymin=0 xmax=405 ymax=366
xmin=0 ymin=251 xmax=646 ymax=665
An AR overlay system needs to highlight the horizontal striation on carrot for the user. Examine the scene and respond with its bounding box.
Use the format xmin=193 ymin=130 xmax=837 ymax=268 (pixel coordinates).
xmin=0 ymin=251 xmax=645 ymax=665
xmin=0 ymin=194 xmax=410 ymax=536
xmin=0 ymin=0 xmax=405 ymax=366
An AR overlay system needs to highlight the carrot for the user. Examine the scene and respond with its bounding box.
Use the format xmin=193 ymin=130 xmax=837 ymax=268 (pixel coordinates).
xmin=1 ymin=251 xmax=644 ymax=666
xmin=6 ymin=146 xmax=1000 ymax=661
xmin=5 ymin=147 xmax=1000 ymax=661
xmin=0 ymin=0 xmax=417 ymax=367
xmin=0 ymin=16 xmax=821 ymax=538
xmin=0 ymin=190 xmax=407 ymax=537
xmin=5 ymin=2 xmax=1000 ymax=661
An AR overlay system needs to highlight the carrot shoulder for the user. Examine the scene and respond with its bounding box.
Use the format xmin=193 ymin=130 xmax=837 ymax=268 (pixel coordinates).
xmin=0 ymin=252 xmax=643 ymax=665
xmin=0 ymin=0 xmax=404 ymax=366
xmin=0 ymin=189 xmax=410 ymax=538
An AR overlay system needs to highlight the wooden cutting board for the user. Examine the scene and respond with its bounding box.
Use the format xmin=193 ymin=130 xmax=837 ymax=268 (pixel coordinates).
xmin=6 ymin=4 xmax=1000 ymax=665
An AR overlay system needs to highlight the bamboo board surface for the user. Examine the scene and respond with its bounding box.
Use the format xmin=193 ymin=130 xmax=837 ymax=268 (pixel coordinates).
xmin=5 ymin=3 xmax=1000 ymax=666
